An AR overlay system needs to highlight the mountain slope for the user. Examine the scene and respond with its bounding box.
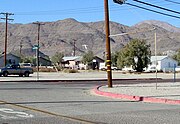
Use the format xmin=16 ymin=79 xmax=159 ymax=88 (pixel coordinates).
xmin=134 ymin=20 xmax=180 ymax=33
xmin=0 ymin=18 xmax=179 ymax=58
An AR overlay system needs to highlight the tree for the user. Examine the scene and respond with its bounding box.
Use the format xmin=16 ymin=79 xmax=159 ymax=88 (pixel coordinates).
xmin=82 ymin=51 xmax=94 ymax=65
xmin=173 ymin=49 xmax=180 ymax=65
xmin=51 ymin=52 xmax=64 ymax=65
xmin=21 ymin=57 xmax=35 ymax=64
xmin=111 ymin=52 xmax=118 ymax=66
xmin=117 ymin=39 xmax=151 ymax=72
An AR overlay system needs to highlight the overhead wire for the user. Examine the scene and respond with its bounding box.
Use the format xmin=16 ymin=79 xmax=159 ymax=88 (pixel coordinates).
xmin=15 ymin=6 xmax=104 ymax=15
xmin=125 ymin=2 xmax=180 ymax=19
xmin=13 ymin=1 xmax=176 ymax=16
xmin=15 ymin=6 xmax=127 ymax=16
xmin=164 ymin=0 xmax=180 ymax=5
xmin=3 ymin=0 xmax=179 ymax=26
xmin=133 ymin=0 xmax=180 ymax=15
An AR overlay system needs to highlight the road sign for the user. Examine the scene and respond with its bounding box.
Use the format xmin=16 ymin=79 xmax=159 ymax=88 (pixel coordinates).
xmin=32 ymin=45 xmax=39 ymax=50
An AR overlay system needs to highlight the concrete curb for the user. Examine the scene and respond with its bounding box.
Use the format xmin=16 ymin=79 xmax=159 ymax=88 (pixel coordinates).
xmin=0 ymin=78 xmax=162 ymax=83
xmin=93 ymin=85 xmax=180 ymax=105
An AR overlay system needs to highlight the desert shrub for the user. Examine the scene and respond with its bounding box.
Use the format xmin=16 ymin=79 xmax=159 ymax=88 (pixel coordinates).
xmin=63 ymin=69 xmax=79 ymax=73
xmin=33 ymin=67 xmax=56 ymax=72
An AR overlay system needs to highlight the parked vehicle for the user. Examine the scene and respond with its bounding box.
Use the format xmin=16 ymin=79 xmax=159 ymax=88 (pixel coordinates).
xmin=0 ymin=64 xmax=33 ymax=77
xmin=99 ymin=63 xmax=106 ymax=70
xmin=111 ymin=66 xmax=118 ymax=70
xmin=19 ymin=63 xmax=33 ymax=68
xmin=122 ymin=66 xmax=135 ymax=72
xmin=99 ymin=62 xmax=118 ymax=70
xmin=145 ymin=66 xmax=156 ymax=72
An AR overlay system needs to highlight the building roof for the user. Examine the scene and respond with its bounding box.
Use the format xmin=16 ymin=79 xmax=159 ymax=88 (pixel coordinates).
xmin=0 ymin=53 xmax=20 ymax=59
xmin=39 ymin=56 xmax=52 ymax=62
xmin=93 ymin=56 xmax=104 ymax=62
xmin=151 ymin=56 xmax=168 ymax=62
xmin=62 ymin=56 xmax=82 ymax=62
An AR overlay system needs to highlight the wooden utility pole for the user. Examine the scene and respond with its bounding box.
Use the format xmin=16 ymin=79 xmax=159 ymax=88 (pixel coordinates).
xmin=73 ymin=39 xmax=76 ymax=56
xmin=104 ymin=0 xmax=112 ymax=88
xmin=0 ymin=12 xmax=14 ymax=66
xmin=20 ymin=41 xmax=23 ymax=57
xmin=33 ymin=21 xmax=44 ymax=71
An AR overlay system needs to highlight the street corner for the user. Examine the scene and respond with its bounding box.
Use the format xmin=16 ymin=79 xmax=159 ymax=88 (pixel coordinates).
xmin=92 ymin=85 xmax=141 ymax=101
xmin=93 ymin=85 xmax=180 ymax=105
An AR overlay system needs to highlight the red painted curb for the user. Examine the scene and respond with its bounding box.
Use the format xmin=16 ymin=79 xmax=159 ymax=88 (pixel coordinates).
xmin=93 ymin=85 xmax=180 ymax=105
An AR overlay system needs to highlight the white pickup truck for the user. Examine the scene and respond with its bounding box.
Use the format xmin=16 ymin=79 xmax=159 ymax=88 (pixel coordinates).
xmin=0 ymin=64 xmax=33 ymax=77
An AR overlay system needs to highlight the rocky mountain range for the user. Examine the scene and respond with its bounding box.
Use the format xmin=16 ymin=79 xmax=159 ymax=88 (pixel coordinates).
xmin=0 ymin=18 xmax=180 ymax=58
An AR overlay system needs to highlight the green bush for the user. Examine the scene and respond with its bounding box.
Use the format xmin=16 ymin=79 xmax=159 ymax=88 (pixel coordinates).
xmin=63 ymin=69 xmax=79 ymax=73
xmin=33 ymin=67 xmax=57 ymax=72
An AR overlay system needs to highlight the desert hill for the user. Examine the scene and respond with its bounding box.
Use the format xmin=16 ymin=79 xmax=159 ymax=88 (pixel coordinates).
xmin=0 ymin=18 xmax=179 ymax=58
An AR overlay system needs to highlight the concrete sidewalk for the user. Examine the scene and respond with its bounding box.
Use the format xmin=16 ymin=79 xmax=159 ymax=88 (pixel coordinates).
xmin=94 ymin=82 xmax=180 ymax=105
xmin=0 ymin=71 xmax=178 ymax=81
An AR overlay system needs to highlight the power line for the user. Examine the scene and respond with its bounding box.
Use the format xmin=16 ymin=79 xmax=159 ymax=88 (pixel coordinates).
xmin=11 ymin=2 xmax=176 ymax=16
xmin=164 ymin=0 xmax=180 ymax=5
xmin=15 ymin=6 xmax=105 ymax=15
xmin=133 ymin=0 xmax=180 ymax=15
xmin=125 ymin=2 xmax=180 ymax=19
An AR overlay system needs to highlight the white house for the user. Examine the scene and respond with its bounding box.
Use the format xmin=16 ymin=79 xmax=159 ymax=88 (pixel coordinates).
xmin=62 ymin=56 xmax=85 ymax=69
xmin=62 ymin=56 xmax=104 ymax=70
xmin=147 ymin=56 xmax=178 ymax=72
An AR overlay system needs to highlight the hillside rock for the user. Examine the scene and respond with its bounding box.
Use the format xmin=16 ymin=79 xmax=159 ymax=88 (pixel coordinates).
xmin=134 ymin=20 xmax=180 ymax=33
xmin=0 ymin=18 xmax=179 ymax=58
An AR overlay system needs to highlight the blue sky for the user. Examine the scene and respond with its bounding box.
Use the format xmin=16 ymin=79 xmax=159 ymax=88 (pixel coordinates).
xmin=0 ymin=0 xmax=179 ymax=27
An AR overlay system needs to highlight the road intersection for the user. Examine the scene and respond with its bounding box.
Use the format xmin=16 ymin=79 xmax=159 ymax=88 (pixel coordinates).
xmin=0 ymin=71 xmax=180 ymax=123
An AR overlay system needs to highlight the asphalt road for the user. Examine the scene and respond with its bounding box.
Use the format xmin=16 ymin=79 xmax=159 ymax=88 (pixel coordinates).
xmin=0 ymin=80 xmax=180 ymax=124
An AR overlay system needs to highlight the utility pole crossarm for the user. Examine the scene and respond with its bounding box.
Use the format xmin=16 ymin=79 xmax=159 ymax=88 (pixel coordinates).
xmin=0 ymin=12 xmax=14 ymax=15
xmin=109 ymin=28 xmax=156 ymax=37
xmin=0 ymin=12 xmax=14 ymax=21
xmin=0 ymin=18 xmax=14 ymax=21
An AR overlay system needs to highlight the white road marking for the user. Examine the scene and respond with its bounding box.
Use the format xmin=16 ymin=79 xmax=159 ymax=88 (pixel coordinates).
xmin=0 ymin=113 xmax=17 ymax=119
xmin=0 ymin=108 xmax=34 ymax=119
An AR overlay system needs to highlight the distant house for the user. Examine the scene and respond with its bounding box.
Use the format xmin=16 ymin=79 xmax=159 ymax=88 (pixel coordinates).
xmin=62 ymin=56 xmax=83 ymax=69
xmin=61 ymin=56 xmax=104 ymax=70
xmin=32 ymin=56 xmax=52 ymax=66
xmin=0 ymin=53 xmax=20 ymax=67
xmin=121 ymin=56 xmax=178 ymax=72
xmin=39 ymin=57 xmax=52 ymax=66
xmin=92 ymin=56 xmax=104 ymax=70
xmin=147 ymin=56 xmax=178 ymax=72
